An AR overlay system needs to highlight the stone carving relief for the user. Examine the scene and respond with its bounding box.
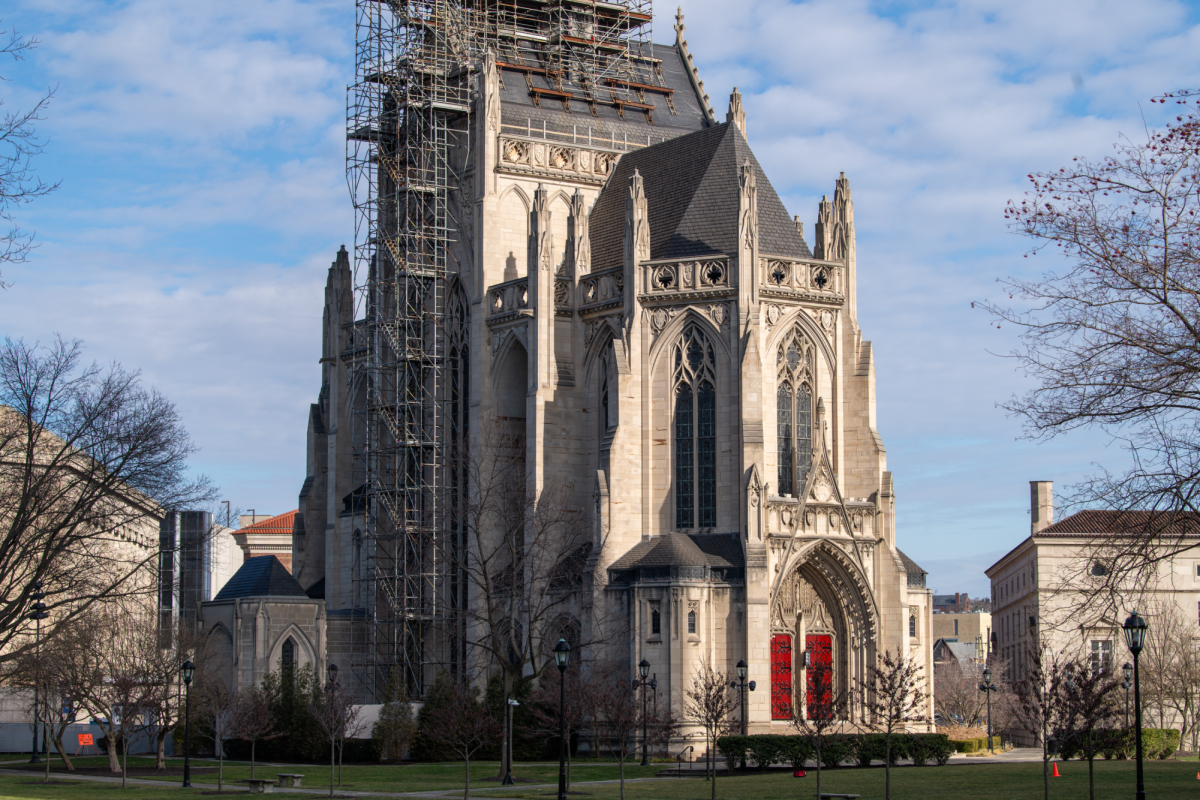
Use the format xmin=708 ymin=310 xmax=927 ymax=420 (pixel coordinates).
xmin=497 ymin=137 xmax=616 ymax=185
xmin=759 ymin=257 xmax=844 ymax=300
xmin=828 ymin=511 xmax=840 ymax=530
xmin=805 ymin=509 xmax=816 ymax=528
xmin=766 ymin=304 xmax=782 ymax=327
xmin=641 ymin=259 xmax=731 ymax=300
xmin=707 ymin=303 xmax=728 ymax=331
xmin=580 ymin=268 xmax=624 ymax=313
xmin=490 ymin=332 xmax=502 ymax=355
xmin=800 ymin=575 xmax=834 ymax=632
xmin=649 ymin=307 xmax=675 ymax=335
xmin=812 ymin=470 xmax=833 ymax=503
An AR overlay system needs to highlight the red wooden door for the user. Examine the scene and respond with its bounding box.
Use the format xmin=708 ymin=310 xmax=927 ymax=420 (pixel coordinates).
xmin=805 ymin=634 xmax=833 ymax=719
xmin=770 ymin=634 xmax=793 ymax=719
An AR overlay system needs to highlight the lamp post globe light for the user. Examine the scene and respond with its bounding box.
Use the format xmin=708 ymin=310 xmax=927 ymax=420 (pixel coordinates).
xmin=978 ymin=666 xmax=998 ymax=754
xmin=554 ymin=639 xmax=571 ymax=800
xmin=181 ymin=660 xmax=195 ymax=787
xmin=1122 ymin=662 xmax=1133 ymax=729
xmin=735 ymin=660 xmax=748 ymax=737
xmin=28 ymin=581 xmax=49 ymax=765
xmin=637 ymin=659 xmax=651 ymax=767
xmin=1123 ymin=611 xmax=1148 ymax=800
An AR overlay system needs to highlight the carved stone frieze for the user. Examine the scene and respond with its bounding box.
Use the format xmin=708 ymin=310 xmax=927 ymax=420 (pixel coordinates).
xmin=579 ymin=267 xmax=624 ymax=314
xmin=760 ymin=256 xmax=845 ymax=306
xmin=639 ymin=258 xmax=732 ymax=304
xmin=497 ymin=136 xmax=617 ymax=185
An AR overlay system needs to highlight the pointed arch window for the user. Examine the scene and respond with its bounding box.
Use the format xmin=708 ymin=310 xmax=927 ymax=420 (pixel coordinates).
xmin=777 ymin=329 xmax=814 ymax=497
xmin=281 ymin=637 xmax=295 ymax=675
xmin=674 ymin=326 xmax=717 ymax=529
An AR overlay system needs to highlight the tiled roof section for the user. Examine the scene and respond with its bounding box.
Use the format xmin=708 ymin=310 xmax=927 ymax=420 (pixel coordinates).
xmin=240 ymin=510 xmax=298 ymax=536
xmin=498 ymin=43 xmax=709 ymax=138
xmin=609 ymin=533 xmax=711 ymax=570
xmin=588 ymin=122 xmax=811 ymax=272
xmin=935 ymin=640 xmax=979 ymax=663
xmin=1039 ymin=510 xmax=1200 ymax=537
xmin=688 ymin=533 xmax=744 ymax=568
xmin=896 ymin=548 xmax=927 ymax=576
xmin=213 ymin=556 xmax=308 ymax=600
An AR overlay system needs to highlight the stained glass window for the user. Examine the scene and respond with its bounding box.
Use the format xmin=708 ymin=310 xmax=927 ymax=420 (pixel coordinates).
xmin=282 ymin=637 xmax=295 ymax=675
xmin=673 ymin=326 xmax=717 ymax=529
xmin=777 ymin=329 xmax=815 ymax=497
xmin=687 ymin=610 xmax=696 ymax=634
xmin=651 ymin=607 xmax=661 ymax=635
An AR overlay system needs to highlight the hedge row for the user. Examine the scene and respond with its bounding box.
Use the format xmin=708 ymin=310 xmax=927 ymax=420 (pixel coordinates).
xmin=1058 ymin=728 xmax=1180 ymax=761
xmin=716 ymin=733 xmax=956 ymax=769
xmin=950 ymin=736 xmax=1001 ymax=754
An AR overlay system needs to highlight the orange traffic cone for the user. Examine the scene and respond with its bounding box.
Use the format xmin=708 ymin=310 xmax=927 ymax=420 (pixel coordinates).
xmin=1052 ymin=762 xmax=1061 ymax=778
xmin=1195 ymin=771 xmax=1199 ymax=780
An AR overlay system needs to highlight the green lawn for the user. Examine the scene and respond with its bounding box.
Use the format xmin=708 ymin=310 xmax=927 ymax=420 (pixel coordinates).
xmin=0 ymin=757 xmax=663 ymax=794
xmin=470 ymin=760 xmax=1200 ymax=800
xmin=0 ymin=758 xmax=1194 ymax=800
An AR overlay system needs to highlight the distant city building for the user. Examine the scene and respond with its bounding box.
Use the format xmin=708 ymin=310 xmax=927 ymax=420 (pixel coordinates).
xmin=931 ymin=611 xmax=992 ymax=657
xmin=231 ymin=511 xmax=298 ymax=571
xmin=933 ymin=638 xmax=983 ymax=666
xmin=932 ymin=593 xmax=973 ymax=613
xmin=158 ymin=511 xmax=241 ymax=632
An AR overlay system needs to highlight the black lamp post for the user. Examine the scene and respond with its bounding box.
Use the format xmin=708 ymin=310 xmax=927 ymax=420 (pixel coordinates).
xmin=502 ymin=698 xmax=519 ymax=785
xmin=554 ymin=639 xmax=571 ymax=800
xmin=28 ymin=581 xmax=49 ymax=764
xmin=1123 ymin=611 xmax=1148 ymax=800
xmin=636 ymin=659 xmax=651 ymax=766
xmin=181 ymin=660 xmax=195 ymax=787
xmin=736 ymin=660 xmax=748 ymax=736
xmin=1122 ymin=662 xmax=1133 ymax=729
xmin=326 ymin=663 xmax=339 ymax=797
xmin=978 ymin=666 xmax=998 ymax=753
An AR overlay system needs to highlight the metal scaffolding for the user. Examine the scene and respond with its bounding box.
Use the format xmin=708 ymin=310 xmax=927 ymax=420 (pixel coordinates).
xmin=347 ymin=0 xmax=652 ymax=700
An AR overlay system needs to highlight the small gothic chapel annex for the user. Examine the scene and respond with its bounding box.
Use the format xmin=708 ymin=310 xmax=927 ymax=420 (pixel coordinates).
xmin=199 ymin=2 xmax=933 ymax=734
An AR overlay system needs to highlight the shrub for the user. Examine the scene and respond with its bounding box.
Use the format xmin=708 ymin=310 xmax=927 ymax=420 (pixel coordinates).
xmin=819 ymin=735 xmax=853 ymax=768
xmin=852 ymin=734 xmax=886 ymax=766
xmin=747 ymin=735 xmax=786 ymax=770
xmin=716 ymin=735 xmax=749 ymax=770
xmin=340 ymin=738 xmax=382 ymax=763
xmin=779 ymin=736 xmax=815 ymax=769
xmin=911 ymin=734 xmax=955 ymax=766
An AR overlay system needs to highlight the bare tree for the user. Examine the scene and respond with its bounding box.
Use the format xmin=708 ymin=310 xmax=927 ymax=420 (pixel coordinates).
xmin=593 ymin=667 xmax=641 ymax=800
xmin=448 ymin=426 xmax=604 ymax=777
xmin=0 ymin=337 xmax=215 ymax=662
xmin=196 ymin=672 xmax=238 ymax=792
xmin=684 ymin=658 xmax=736 ymax=800
xmin=789 ymin=660 xmax=851 ymax=800
xmin=135 ymin=616 xmax=207 ymax=769
xmin=1060 ymin=660 xmax=1121 ymax=800
xmin=228 ymin=686 xmax=279 ymax=780
xmin=422 ymin=678 xmax=502 ymax=800
xmin=934 ymin=660 xmax=987 ymax=729
xmin=0 ymin=23 xmax=58 ymax=284
xmin=981 ymin=88 xmax=1200 ymax=598
xmin=526 ymin=662 xmax=588 ymax=789
xmin=861 ymin=649 xmax=929 ymax=800
xmin=309 ymin=676 xmax=364 ymax=797
xmin=1013 ymin=645 xmax=1073 ymax=800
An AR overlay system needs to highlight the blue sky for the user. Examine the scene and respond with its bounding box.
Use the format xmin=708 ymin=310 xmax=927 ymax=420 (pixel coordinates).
xmin=3 ymin=0 xmax=1199 ymax=597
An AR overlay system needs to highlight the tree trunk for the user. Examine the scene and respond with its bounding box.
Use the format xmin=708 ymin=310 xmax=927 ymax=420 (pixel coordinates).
xmin=619 ymin=755 xmax=625 ymax=800
xmin=251 ymin=739 xmax=257 ymax=780
xmin=463 ymin=755 xmax=471 ymax=800
xmin=567 ymin=741 xmax=572 ymax=789
xmin=121 ymin=734 xmax=128 ymax=789
xmin=885 ymin=730 xmax=892 ymax=800
xmin=52 ymin=731 xmax=73 ymax=770
xmin=710 ymin=728 xmax=717 ymax=800
xmin=156 ymin=729 xmax=168 ymax=770
xmin=816 ymin=735 xmax=822 ymax=800
xmin=218 ymin=737 xmax=223 ymax=792
xmin=330 ymin=738 xmax=335 ymax=798
xmin=338 ymin=739 xmax=344 ymax=786
xmin=105 ymin=728 xmax=121 ymax=773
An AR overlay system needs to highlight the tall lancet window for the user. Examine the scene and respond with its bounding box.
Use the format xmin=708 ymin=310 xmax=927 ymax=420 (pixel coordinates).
xmin=777 ymin=329 xmax=814 ymax=497
xmin=674 ymin=325 xmax=716 ymax=529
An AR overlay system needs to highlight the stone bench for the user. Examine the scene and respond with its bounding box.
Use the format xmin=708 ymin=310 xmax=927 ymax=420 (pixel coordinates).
xmin=816 ymin=794 xmax=860 ymax=799
xmin=277 ymin=774 xmax=305 ymax=788
xmin=245 ymin=778 xmax=275 ymax=793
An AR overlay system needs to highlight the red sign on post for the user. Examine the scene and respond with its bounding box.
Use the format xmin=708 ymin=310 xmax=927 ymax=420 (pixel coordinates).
xmin=77 ymin=734 xmax=93 ymax=746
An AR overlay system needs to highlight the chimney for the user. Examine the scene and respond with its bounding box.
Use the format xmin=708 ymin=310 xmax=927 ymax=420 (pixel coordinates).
xmin=1030 ymin=481 xmax=1053 ymax=534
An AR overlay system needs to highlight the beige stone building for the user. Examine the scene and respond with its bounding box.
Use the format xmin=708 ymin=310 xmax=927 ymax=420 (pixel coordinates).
xmin=987 ymin=481 xmax=1200 ymax=685
xmin=931 ymin=612 xmax=991 ymax=654
xmin=230 ymin=510 xmax=297 ymax=571
xmin=199 ymin=3 xmax=934 ymax=732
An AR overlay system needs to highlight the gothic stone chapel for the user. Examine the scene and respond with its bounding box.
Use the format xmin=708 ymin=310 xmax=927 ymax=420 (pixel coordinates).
xmin=199 ymin=1 xmax=934 ymax=735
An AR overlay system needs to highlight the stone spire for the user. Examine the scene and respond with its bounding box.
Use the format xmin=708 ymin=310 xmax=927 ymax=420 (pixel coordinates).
xmin=727 ymin=87 xmax=746 ymax=135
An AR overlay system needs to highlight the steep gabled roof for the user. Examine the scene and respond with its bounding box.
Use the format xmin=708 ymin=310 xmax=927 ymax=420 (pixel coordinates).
xmin=588 ymin=122 xmax=811 ymax=271
xmin=213 ymin=555 xmax=307 ymax=600
xmin=239 ymin=510 xmax=299 ymax=537
xmin=896 ymin=548 xmax=927 ymax=577
xmin=608 ymin=532 xmax=744 ymax=571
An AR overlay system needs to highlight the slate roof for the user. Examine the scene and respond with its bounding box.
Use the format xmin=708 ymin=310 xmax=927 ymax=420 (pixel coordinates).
xmin=609 ymin=533 xmax=744 ymax=571
xmin=895 ymin=548 xmax=927 ymax=577
xmin=1038 ymin=510 xmax=1200 ymax=537
xmin=588 ymin=122 xmax=811 ymax=271
xmin=689 ymin=533 xmax=745 ymax=569
xmin=499 ymin=43 xmax=709 ymax=143
xmin=934 ymin=639 xmax=979 ymax=664
xmin=213 ymin=556 xmax=308 ymax=600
